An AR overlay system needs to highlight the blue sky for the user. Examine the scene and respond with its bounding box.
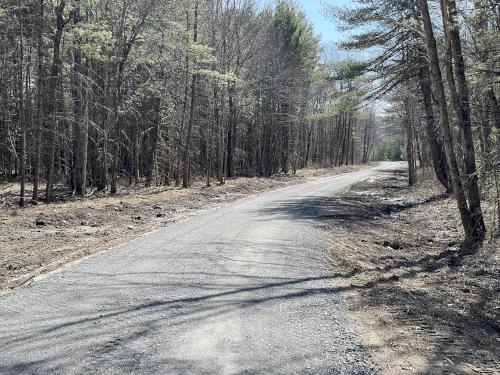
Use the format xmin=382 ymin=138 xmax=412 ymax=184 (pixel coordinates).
xmin=258 ymin=0 xmax=358 ymax=50
xmin=295 ymin=0 xmax=352 ymax=46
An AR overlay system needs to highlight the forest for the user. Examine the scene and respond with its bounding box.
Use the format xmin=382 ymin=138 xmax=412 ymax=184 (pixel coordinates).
xmin=340 ymin=0 xmax=500 ymax=251
xmin=0 ymin=1 xmax=499 ymax=373
xmin=0 ymin=0 xmax=375 ymax=202
xmin=0 ymin=0 xmax=498 ymax=246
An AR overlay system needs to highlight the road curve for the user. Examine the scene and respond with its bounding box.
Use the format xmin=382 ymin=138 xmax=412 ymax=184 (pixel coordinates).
xmin=0 ymin=163 xmax=396 ymax=374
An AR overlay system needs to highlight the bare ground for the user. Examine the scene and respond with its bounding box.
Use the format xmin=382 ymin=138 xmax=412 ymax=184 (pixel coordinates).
xmin=0 ymin=165 xmax=370 ymax=294
xmin=321 ymin=167 xmax=499 ymax=374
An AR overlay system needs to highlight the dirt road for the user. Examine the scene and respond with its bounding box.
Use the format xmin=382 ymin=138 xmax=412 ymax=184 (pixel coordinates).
xmin=0 ymin=163 xmax=397 ymax=374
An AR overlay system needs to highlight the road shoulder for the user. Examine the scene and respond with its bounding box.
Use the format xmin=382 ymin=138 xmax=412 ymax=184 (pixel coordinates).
xmin=321 ymin=167 xmax=499 ymax=374
xmin=0 ymin=165 xmax=371 ymax=294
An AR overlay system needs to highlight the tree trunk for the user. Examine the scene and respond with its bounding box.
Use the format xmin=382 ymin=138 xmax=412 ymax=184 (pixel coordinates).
xmin=72 ymin=34 xmax=88 ymax=196
xmin=281 ymin=103 xmax=289 ymax=173
xmin=18 ymin=29 xmax=26 ymax=207
xmin=418 ymin=54 xmax=450 ymax=192
xmin=226 ymin=83 xmax=237 ymax=178
xmin=32 ymin=0 xmax=44 ymax=203
xmin=110 ymin=62 xmax=124 ymax=194
xmin=146 ymin=99 xmax=161 ymax=187
xmin=45 ymin=1 xmax=66 ymax=203
xmin=404 ymin=98 xmax=417 ymax=186
xmin=182 ymin=0 xmax=199 ymax=189
xmin=182 ymin=74 xmax=197 ymax=188
xmin=441 ymin=0 xmax=486 ymax=244
xmin=418 ymin=0 xmax=479 ymax=248
xmin=75 ymin=82 xmax=89 ymax=196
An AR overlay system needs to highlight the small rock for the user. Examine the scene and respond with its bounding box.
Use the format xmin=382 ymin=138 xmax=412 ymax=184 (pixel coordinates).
xmin=35 ymin=218 xmax=46 ymax=226
xmin=156 ymin=213 xmax=165 ymax=218
xmin=448 ymin=256 xmax=462 ymax=268
xmin=127 ymin=225 xmax=134 ymax=230
xmin=474 ymin=268 xmax=487 ymax=276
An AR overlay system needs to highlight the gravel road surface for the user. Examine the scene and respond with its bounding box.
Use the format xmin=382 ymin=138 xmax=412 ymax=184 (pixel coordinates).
xmin=0 ymin=164 xmax=395 ymax=374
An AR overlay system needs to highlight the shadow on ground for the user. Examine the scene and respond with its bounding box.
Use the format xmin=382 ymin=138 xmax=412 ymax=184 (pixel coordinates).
xmin=257 ymin=167 xmax=500 ymax=374
xmin=1 ymin=166 xmax=497 ymax=374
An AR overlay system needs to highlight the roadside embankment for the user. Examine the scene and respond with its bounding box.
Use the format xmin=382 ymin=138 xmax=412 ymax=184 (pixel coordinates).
xmin=0 ymin=164 xmax=370 ymax=293
xmin=323 ymin=166 xmax=499 ymax=374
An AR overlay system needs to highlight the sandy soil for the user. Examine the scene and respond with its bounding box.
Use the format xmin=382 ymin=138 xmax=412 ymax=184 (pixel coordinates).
xmin=322 ymin=167 xmax=499 ymax=374
xmin=0 ymin=165 xmax=370 ymax=294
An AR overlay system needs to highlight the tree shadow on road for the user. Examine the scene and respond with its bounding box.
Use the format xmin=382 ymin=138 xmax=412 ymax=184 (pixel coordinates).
xmin=255 ymin=167 xmax=500 ymax=374
xmin=2 ymin=237 xmax=483 ymax=375
xmin=1 ymin=167 xmax=497 ymax=374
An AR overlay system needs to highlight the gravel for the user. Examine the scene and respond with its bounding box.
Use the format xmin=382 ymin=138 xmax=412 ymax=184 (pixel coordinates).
xmin=0 ymin=164 xmax=395 ymax=374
